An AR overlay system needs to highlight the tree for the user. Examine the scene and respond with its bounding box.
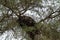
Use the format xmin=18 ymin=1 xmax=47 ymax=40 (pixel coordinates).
xmin=0 ymin=0 xmax=60 ymax=40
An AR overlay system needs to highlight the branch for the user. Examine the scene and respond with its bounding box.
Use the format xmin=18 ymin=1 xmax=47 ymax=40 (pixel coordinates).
xmin=0 ymin=0 xmax=19 ymax=17
xmin=0 ymin=16 xmax=5 ymax=22
xmin=39 ymin=10 xmax=60 ymax=23
xmin=50 ymin=13 xmax=60 ymax=18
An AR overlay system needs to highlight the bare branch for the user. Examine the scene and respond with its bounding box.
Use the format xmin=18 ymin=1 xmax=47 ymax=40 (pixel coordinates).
xmin=0 ymin=16 xmax=5 ymax=22
xmin=39 ymin=9 xmax=60 ymax=23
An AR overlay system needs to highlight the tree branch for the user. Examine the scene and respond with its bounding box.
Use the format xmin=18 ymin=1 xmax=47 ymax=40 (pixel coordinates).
xmin=39 ymin=9 xmax=60 ymax=23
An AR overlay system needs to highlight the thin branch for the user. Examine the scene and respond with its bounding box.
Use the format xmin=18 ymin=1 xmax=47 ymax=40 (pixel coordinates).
xmin=50 ymin=13 xmax=60 ymax=18
xmin=0 ymin=0 xmax=19 ymax=17
xmin=39 ymin=10 xmax=60 ymax=23
xmin=0 ymin=16 xmax=5 ymax=22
